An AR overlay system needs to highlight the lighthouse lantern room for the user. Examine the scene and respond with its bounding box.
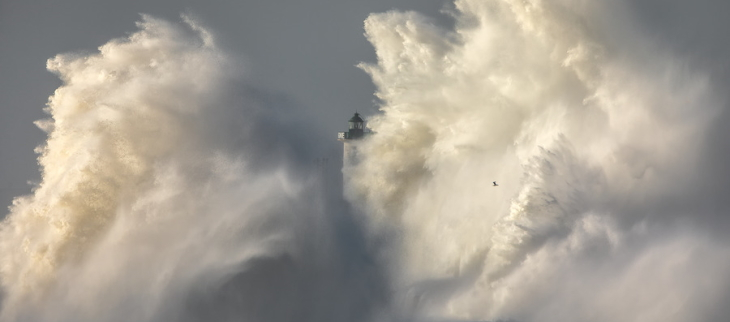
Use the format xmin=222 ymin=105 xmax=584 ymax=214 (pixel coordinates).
xmin=338 ymin=112 xmax=366 ymax=140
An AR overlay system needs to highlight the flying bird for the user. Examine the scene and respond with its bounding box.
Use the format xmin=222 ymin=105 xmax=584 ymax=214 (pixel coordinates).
xmin=493 ymin=181 xmax=498 ymax=186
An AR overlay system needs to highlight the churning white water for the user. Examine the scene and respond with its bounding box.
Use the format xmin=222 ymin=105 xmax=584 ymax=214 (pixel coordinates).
xmin=2 ymin=1 xmax=730 ymax=322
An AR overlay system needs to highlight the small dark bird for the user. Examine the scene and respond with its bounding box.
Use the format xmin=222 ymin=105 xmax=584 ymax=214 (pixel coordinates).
xmin=493 ymin=181 xmax=498 ymax=186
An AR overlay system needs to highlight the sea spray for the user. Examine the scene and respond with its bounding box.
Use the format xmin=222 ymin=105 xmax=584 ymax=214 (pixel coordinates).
xmin=0 ymin=15 xmax=385 ymax=322
xmin=0 ymin=15 xmax=228 ymax=312
xmin=1 ymin=2 xmax=728 ymax=322
xmin=348 ymin=0 xmax=726 ymax=321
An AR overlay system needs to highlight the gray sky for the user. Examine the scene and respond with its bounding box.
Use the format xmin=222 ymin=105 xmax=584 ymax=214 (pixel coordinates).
xmin=1 ymin=0 xmax=730 ymax=213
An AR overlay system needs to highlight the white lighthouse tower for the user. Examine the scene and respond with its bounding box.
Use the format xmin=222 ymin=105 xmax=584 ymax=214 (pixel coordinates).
xmin=337 ymin=112 xmax=367 ymax=167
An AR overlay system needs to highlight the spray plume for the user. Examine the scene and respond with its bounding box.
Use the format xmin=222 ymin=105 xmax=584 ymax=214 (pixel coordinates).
xmin=0 ymin=14 xmax=384 ymax=322
xmin=347 ymin=0 xmax=730 ymax=321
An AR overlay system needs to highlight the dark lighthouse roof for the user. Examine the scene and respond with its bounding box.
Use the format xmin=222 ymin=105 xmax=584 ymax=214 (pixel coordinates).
xmin=349 ymin=112 xmax=364 ymax=123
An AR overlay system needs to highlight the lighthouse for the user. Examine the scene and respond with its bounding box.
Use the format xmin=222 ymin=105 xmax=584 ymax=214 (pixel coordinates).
xmin=338 ymin=112 xmax=368 ymax=167
xmin=337 ymin=112 xmax=366 ymax=140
